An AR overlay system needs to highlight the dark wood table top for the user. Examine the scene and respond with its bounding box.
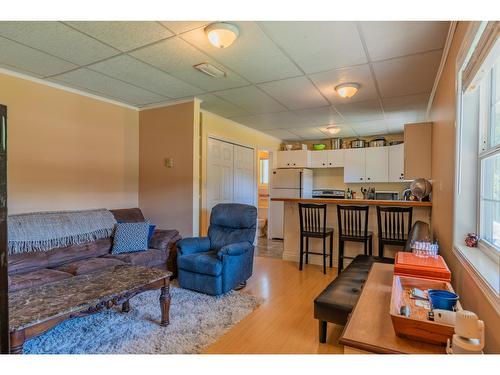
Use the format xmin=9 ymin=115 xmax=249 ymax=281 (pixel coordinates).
xmin=9 ymin=265 xmax=172 ymax=331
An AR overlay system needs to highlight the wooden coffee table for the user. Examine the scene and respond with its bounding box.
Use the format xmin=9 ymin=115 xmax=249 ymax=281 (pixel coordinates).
xmin=9 ymin=265 xmax=172 ymax=354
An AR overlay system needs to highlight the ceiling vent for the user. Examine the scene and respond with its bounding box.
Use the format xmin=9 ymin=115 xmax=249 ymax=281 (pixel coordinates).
xmin=193 ymin=62 xmax=227 ymax=78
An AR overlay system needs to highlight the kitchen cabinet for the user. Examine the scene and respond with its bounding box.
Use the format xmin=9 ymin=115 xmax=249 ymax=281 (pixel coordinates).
xmin=365 ymin=147 xmax=389 ymax=182
xmin=344 ymin=148 xmax=366 ymax=182
xmin=404 ymin=122 xmax=432 ymax=179
xmin=310 ymin=149 xmax=344 ymax=168
xmin=276 ymin=150 xmax=311 ymax=168
xmin=389 ymin=143 xmax=405 ymax=182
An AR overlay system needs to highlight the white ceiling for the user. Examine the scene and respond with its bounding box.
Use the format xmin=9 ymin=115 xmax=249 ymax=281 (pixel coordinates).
xmin=0 ymin=21 xmax=450 ymax=140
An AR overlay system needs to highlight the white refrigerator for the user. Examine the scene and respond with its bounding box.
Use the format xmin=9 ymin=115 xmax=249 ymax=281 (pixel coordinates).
xmin=269 ymin=168 xmax=313 ymax=239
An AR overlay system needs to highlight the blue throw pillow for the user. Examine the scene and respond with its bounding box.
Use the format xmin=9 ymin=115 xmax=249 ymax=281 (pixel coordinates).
xmin=117 ymin=221 xmax=156 ymax=242
xmin=112 ymin=222 xmax=150 ymax=254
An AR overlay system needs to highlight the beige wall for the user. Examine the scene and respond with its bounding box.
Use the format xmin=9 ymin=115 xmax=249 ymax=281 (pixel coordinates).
xmin=138 ymin=101 xmax=199 ymax=237
xmin=200 ymin=110 xmax=282 ymax=234
xmin=0 ymin=72 xmax=139 ymax=214
xmin=429 ymin=21 xmax=499 ymax=353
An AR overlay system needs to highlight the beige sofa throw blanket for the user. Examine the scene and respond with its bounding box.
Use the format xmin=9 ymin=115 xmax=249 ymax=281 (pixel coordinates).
xmin=8 ymin=209 xmax=117 ymax=254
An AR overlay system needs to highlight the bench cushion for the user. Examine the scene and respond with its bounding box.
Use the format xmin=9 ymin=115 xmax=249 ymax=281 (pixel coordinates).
xmin=53 ymin=257 xmax=125 ymax=276
xmin=104 ymin=249 xmax=167 ymax=268
xmin=9 ymin=269 xmax=73 ymax=292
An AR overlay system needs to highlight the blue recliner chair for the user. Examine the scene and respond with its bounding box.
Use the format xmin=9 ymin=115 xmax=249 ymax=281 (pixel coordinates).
xmin=177 ymin=203 xmax=257 ymax=295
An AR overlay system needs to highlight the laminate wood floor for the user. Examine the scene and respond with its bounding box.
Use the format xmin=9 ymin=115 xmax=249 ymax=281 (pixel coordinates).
xmin=203 ymin=256 xmax=344 ymax=354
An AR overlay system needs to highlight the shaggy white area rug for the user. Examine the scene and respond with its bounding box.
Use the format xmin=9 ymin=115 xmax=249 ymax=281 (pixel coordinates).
xmin=23 ymin=285 xmax=260 ymax=354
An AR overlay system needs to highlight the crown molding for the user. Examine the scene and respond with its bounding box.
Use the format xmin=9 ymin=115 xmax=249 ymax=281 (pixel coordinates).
xmin=138 ymin=97 xmax=200 ymax=111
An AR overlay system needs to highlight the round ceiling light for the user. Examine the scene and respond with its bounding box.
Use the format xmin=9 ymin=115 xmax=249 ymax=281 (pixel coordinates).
xmin=335 ymin=83 xmax=360 ymax=98
xmin=326 ymin=126 xmax=341 ymax=135
xmin=205 ymin=23 xmax=240 ymax=49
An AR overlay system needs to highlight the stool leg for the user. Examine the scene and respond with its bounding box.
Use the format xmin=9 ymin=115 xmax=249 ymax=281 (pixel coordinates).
xmin=305 ymin=237 xmax=309 ymax=265
xmin=299 ymin=235 xmax=304 ymax=271
xmin=363 ymin=239 xmax=367 ymax=255
xmin=338 ymin=239 xmax=344 ymax=272
xmin=378 ymin=239 xmax=383 ymax=258
xmin=329 ymin=232 xmax=333 ymax=268
xmin=319 ymin=320 xmax=327 ymax=343
xmin=322 ymin=237 xmax=327 ymax=274
xmin=369 ymin=236 xmax=373 ymax=255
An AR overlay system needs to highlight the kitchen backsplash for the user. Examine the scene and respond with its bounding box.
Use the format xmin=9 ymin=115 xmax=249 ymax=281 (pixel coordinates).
xmin=313 ymin=168 xmax=410 ymax=197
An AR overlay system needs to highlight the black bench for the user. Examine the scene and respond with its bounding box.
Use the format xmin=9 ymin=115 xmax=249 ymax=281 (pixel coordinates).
xmin=314 ymin=220 xmax=430 ymax=343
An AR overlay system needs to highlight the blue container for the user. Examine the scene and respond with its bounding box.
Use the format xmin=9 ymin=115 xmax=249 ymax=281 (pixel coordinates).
xmin=428 ymin=289 xmax=459 ymax=311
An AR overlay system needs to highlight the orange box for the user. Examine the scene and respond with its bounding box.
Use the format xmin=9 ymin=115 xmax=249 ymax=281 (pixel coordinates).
xmin=394 ymin=252 xmax=451 ymax=282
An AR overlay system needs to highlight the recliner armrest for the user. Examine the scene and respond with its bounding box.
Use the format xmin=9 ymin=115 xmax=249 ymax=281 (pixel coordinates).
xmin=217 ymin=241 xmax=253 ymax=259
xmin=177 ymin=237 xmax=211 ymax=256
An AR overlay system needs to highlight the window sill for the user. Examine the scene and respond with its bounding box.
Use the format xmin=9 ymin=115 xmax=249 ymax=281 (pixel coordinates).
xmin=453 ymin=244 xmax=499 ymax=314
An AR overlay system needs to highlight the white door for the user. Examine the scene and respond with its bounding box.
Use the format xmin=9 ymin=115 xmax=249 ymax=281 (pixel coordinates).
xmin=207 ymin=138 xmax=234 ymax=213
xmin=365 ymin=147 xmax=389 ymax=182
xmin=344 ymin=148 xmax=366 ymax=183
xmin=388 ymin=143 xmax=405 ymax=182
xmin=234 ymin=144 xmax=255 ymax=205
xmin=311 ymin=151 xmax=328 ymax=168
xmin=326 ymin=149 xmax=344 ymax=167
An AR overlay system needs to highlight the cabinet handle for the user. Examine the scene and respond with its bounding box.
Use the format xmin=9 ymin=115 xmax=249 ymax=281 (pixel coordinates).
xmin=367 ymin=177 xmax=371 ymax=180
xmin=360 ymin=177 xmax=363 ymax=181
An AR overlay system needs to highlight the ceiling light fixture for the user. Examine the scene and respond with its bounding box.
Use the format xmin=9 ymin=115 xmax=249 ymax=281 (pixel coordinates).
xmin=326 ymin=126 xmax=341 ymax=135
xmin=193 ymin=62 xmax=227 ymax=78
xmin=335 ymin=83 xmax=360 ymax=98
xmin=205 ymin=22 xmax=240 ymax=49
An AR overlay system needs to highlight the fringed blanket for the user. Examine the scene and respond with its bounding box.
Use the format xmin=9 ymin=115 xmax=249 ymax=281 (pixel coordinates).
xmin=8 ymin=209 xmax=117 ymax=254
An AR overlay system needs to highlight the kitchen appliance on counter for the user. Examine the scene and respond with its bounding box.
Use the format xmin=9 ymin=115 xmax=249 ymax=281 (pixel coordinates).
xmin=351 ymin=139 xmax=366 ymax=148
xmin=331 ymin=138 xmax=342 ymax=149
xmin=269 ymin=169 xmax=313 ymax=239
xmin=369 ymin=137 xmax=387 ymax=147
xmin=312 ymin=189 xmax=345 ymax=199
xmin=374 ymin=191 xmax=399 ymax=200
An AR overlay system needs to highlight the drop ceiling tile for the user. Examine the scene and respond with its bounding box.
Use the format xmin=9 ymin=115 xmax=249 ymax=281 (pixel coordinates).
xmin=0 ymin=22 xmax=119 ymax=65
xmin=0 ymin=36 xmax=76 ymax=77
xmin=181 ymin=22 xmax=302 ymax=83
xmin=373 ymin=50 xmax=443 ymax=98
xmin=198 ymin=93 xmax=250 ymax=118
xmin=214 ymin=86 xmax=287 ymax=115
xmin=231 ymin=111 xmax=311 ymax=130
xmin=260 ymin=129 xmax=300 ymax=141
xmin=88 ymin=55 xmax=203 ymax=98
xmin=130 ymin=37 xmax=249 ymax=91
xmin=289 ymin=127 xmax=327 ymax=140
xmin=50 ymin=68 xmax=165 ymax=106
xmin=309 ymin=64 xmax=378 ymax=104
xmin=359 ymin=21 xmax=450 ymax=61
xmin=257 ymin=76 xmax=328 ymax=110
xmin=382 ymin=93 xmax=429 ymax=123
xmin=349 ymin=119 xmax=389 ymax=136
xmin=334 ymin=99 xmax=384 ymax=122
xmin=387 ymin=122 xmax=406 ymax=134
xmin=160 ymin=22 xmax=210 ymax=34
xmin=294 ymin=106 xmax=344 ymax=126
xmin=66 ymin=21 xmax=173 ymax=52
xmin=259 ymin=21 xmax=367 ymax=74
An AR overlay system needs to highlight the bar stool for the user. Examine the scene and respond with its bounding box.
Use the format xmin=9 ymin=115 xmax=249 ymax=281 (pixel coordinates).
xmin=336 ymin=205 xmax=373 ymax=272
xmin=376 ymin=206 xmax=413 ymax=258
xmin=298 ymin=203 xmax=333 ymax=274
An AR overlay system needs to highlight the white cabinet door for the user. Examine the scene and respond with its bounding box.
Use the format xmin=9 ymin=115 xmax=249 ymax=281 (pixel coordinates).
xmin=207 ymin=138 xmax=234 ymax=212
xmin=344 ymin=148 xmax=366 ymax=183
xmin=365 ymin=147 xmax=389 ymax=182
xmin=234 ymin=145 xmax=255 ymax=205
xmin=276 ymin=150 xmax=310 ymax=168
xmin=326 ymin=149 xmax=344 ymax=167
xmin=388 ymin=143 xmax=405 ymax=182
xmin=311 ymin=151 xmax=328 ymax=168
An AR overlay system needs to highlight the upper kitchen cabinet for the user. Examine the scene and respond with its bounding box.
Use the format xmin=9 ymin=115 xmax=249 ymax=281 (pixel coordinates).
xmin=404 ymin=122 xmax=432 ymax=180
xmin=344 ymin=148 xmax=366 ymax=182
xmin=365 ymin=147 xmax=389 ymax=182
xmin=276 ymin=150 xmax=311 ymax=168
xmin=310 ymin=150 xmax=344 ymax=168
xmin=388 ymin=143 xmax=405 ymax=182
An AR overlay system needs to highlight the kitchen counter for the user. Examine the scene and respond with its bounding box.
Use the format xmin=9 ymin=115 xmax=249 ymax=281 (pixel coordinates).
xmin=271 ymin=197 xmax=432 ymax=207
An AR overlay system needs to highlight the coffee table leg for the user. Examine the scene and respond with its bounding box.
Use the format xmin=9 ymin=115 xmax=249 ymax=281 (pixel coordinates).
xmin=159 ymin=283 xmax=171 ymax=327
xmin=10 ymin=330 xmax=25 ymax=354
xmin=122 ymin=300 xmax=130 ymax=313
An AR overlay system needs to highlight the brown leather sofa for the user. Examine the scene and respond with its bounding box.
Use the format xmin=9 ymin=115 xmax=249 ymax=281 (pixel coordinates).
xmin=8 ymin=208 xmax=181 ymax=292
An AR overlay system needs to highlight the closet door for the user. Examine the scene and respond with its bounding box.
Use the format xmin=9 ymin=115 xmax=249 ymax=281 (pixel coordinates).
xmin=0 ymin=105 xmax=8 ymax=353
xmin=233 ymin=145 xmax=255 ymax=206
xmin=207 ymin=138 xmax=234 ymax=213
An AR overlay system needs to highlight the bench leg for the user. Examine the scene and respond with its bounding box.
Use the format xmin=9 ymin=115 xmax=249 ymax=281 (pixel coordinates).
xmin=10 ymin=330 xmax=25 ymax=354
xmin=122 ymin=300 xmax=130 ymax=313
xmin=319 ymin=320 xmax=327 ymax=343
xmin=159 ymin=284 xmax=171 ymax=327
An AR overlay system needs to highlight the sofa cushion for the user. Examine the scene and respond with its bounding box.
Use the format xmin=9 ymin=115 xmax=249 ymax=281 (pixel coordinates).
xmin=53 ymin=257 xmax=125 ymax=276
xmin=8 ymin=251 xmax=49 ymax=275
xmin=9 ymin=269 xmax=73 ymax=292
xmin=112 ymin=222 xmax=149 ymax=254
xmin=105 ymin=249 xmax=166 ymax=268
xmin=177 ymin=250 xmax=223 ymax=276
xmin=110 ymin=208 xmax=145 ymax=223
xmin=46 ymin=238 xmax=112 ymax=268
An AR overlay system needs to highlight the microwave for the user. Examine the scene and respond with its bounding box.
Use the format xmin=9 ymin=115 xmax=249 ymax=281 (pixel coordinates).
xmin=375 ymin=191 xmax=399 ymax=201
